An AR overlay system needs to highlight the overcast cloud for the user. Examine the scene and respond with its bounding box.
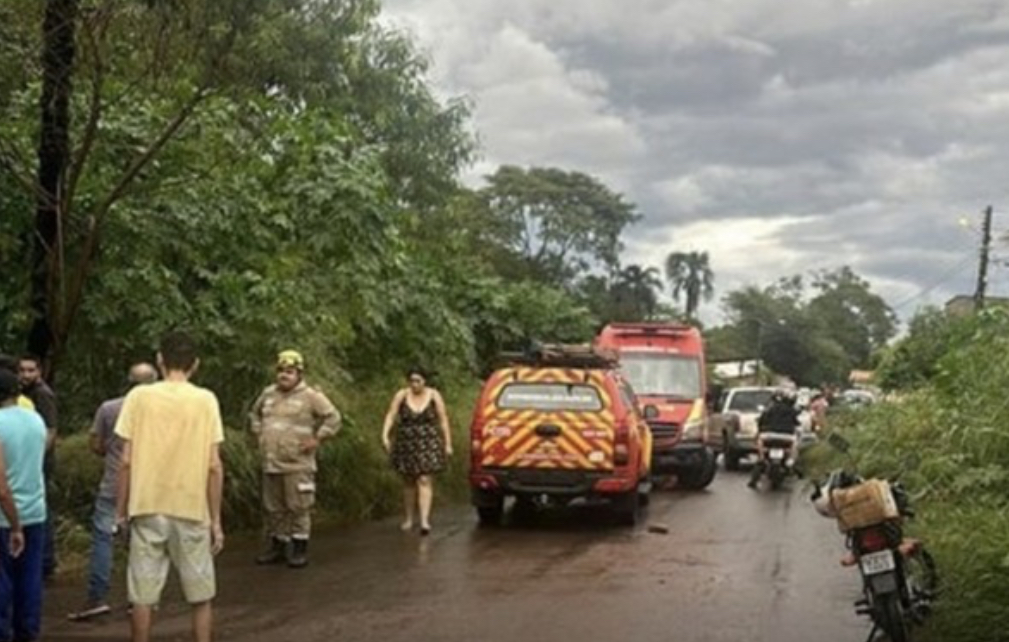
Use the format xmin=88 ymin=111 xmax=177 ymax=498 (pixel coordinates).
xmin=382 ymin=0 xmax=1009 ymax=322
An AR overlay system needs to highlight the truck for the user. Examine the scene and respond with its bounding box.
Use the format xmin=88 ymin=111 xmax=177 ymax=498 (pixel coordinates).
xmin=468 ymin=344 xmax=653 ymax=526
xmin=594 ymin=323 xmax=718 ymax=490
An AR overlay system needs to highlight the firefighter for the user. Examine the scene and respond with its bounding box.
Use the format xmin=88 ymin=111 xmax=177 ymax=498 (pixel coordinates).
xmin=250 ymin=350 xmax=341 ymax=568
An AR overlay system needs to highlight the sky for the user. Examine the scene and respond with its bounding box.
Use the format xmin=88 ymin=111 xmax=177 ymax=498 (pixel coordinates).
xmin=381 ymin=0 xmax=1009 ymax=324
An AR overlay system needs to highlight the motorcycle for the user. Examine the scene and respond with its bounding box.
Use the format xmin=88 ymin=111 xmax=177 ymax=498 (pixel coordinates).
xmin=760 ymin=433 xmax=798 ymax=490
xmin=811 ymin=434 xmax=938 ymax=642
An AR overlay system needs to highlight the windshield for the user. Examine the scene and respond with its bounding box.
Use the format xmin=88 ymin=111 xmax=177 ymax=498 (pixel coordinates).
xmin=618 ymin=353 xmax=702 ymax=399
xmin=497 ymin=383 xmax=604 ymax=412
xmin=728 ymin=389 xmax=774 ymax=412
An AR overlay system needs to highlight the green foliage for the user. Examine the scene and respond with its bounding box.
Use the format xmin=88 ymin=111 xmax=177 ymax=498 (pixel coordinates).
xmin=664 ymin=251 xmax=714 ymax=319
xmin=876 ymin=307 xmax=979 ymax=391
xmin=712 ymin=267 xmax=895 ymax=385
xmin=53 ymin=378 xmax=479 ymax=551
xmin=475 ymin=166 xmax=640 ymax=286
xmin=810 ymin=309 xmax=1009 ymax=641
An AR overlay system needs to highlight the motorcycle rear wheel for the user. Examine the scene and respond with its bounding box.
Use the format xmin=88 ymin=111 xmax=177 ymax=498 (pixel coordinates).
xmin=875 ymin=592 xmax=910 ymax=642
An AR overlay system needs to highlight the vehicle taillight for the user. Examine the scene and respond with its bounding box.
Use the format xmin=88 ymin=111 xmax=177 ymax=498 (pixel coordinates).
xmin=857 ymin=527 xmax=889 ymax=553
xmin=614 ymin=422 xmax=630 ymax=466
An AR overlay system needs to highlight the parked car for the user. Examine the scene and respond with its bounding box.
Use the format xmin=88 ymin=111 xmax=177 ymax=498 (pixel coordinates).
xmin=469 ymin=344 xmax=653 ymax=526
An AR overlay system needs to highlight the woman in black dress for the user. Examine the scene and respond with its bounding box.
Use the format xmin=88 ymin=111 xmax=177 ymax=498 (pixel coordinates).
xmin=381 ymin=368 xmax=453 ymax=535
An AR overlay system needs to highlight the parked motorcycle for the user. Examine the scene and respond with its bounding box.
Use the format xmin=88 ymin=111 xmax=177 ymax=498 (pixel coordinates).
xmin=810 ymin=434 xmax=938 ymax=642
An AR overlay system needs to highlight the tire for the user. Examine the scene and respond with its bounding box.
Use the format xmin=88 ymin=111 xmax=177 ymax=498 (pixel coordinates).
xmin=476 ymin=497 xmax=504 ymax=527
xmin=614 ymin=490 xmax=640 ymax=526
xmin=875 ymin=592 xmax=910 ymax=642
xmin=724 ymin=440 xmax=742 ymax=472
xmin=904 ymin=546 xmax=939 ymax=623
xmin=768 ymin=464 xmax=785 ymax=490
xmin=678 ymin=449 xmax=718 ymax=490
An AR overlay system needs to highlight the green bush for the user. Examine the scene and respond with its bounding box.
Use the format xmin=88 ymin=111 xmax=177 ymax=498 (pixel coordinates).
xmin=51 ymin=376 xmax=479 ymax=558
xmin=811 ymin=309 xmax=1009 ymax=642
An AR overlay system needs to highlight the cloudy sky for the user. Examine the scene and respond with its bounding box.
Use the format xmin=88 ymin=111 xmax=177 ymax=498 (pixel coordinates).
xmin=382 ymin=0 xmax=1009 ymax=322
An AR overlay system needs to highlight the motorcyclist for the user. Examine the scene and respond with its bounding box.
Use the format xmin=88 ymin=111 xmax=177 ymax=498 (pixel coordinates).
xmin=748 ymin=388 xmax=801 ymax=489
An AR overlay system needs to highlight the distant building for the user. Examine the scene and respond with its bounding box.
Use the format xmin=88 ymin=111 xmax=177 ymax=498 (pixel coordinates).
xmin=944 ymin=295 xmax=1009 ymax=317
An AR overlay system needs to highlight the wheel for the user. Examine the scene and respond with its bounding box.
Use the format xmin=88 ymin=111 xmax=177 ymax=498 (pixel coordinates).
xmin=724 ymin=440 xmax=742 ymax=472
xmin=874 ymin=592 xmax=910 ymax=642
xmin=476 ymin=496 xmax=504 ymax=527
xmin=613 ymin=490 xmax=640 ymax=526
xmin=904 ymin=546 xmax=939 ymax=623
xmin=768 ymin=464 xmax=785 ymax=490
xmin=677 ymin=449 xmax=718 ymax=490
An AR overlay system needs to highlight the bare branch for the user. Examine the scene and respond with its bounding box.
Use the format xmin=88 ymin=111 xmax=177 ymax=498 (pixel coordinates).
xmin=64 ymin=6 xmax=110 ymax=218
xmin=93 ymin=85 xmax=209 ymax=223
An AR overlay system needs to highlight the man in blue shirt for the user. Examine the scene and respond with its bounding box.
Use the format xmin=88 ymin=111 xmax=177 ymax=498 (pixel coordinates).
xmin=67 ymin=363 xmax=158 ymax=622
xmin=0 ymin=368 xmax=47 ymax=641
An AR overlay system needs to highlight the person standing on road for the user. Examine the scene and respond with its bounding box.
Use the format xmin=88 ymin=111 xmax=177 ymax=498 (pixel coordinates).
xmin=17 ymin=355 xmax=58 ymax=579
xmin=250 ymin=350 xmax=341 ymax=569
xmin=114 ymin=331 xmax=225 ymax=642
xmin=67 ymin=362 xmax=158 ymax=622
xmin=381 ymin=368 xmax=453 ymax=536
xmin=0 ymin=368 xmax=48 ymax=642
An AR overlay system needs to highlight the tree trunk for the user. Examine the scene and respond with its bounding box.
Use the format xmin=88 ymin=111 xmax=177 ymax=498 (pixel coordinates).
xmin=29 ymin=0 xmax=79 ymax=378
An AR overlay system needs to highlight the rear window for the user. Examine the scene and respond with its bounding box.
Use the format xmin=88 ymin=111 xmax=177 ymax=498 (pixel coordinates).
xmin=728 ymin=389 xmax=774 ymax=412
xmin=497 ymin=383 xmax=604 ymax=412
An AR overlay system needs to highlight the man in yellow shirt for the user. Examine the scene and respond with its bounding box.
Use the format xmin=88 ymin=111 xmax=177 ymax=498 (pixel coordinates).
xmin=114 ymin=332 xmax=225 ymax=642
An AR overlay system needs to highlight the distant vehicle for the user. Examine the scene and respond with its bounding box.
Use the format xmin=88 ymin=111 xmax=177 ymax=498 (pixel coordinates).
xmin=468 ymin=344 xmax=653 ymax=526
xmin=594 ymin=323 xmax=718 ymax=490
xmin=713 ymin=387 xmax=776 ymax=471
xmin=836 ymin=389 xmax=877 ymax=410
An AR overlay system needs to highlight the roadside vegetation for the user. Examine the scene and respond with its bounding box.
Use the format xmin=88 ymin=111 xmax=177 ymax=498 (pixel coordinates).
xmin=1 ymin=0 xmax=932 ymax=608
xmin=813 ymin=307 xmax=1009 ymax=642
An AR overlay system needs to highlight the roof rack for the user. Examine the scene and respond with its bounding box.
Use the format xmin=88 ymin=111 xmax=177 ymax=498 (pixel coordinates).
xmin=498 ymin=343 xmax=620 ymax=369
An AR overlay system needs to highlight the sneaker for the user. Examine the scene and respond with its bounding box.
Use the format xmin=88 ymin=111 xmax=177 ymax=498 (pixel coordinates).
xmin=67 ymin=602 xmax=112 ymax=622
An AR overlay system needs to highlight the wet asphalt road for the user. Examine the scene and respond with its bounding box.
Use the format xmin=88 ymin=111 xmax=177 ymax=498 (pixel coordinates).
xmin=45 ymin=465 xmax=869 ymax=642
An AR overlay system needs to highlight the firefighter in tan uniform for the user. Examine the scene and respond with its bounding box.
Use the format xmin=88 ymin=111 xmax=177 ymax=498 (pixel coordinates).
xmin=250 ymin=350 xmax=341 ymax=568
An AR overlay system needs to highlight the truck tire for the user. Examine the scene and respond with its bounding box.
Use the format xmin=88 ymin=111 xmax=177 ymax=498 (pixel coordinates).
xmin=475 ymin=493 xmax=505 ymax=527
xmin=678 ymin=449 xmax=718 ymax=490
xmin=477 ymin=505 xmax=504 ymax=527
xmin=724 ymin=440 xmax=742 ymax=472
xmin=614 ymin=490 xmax=640 ymax=526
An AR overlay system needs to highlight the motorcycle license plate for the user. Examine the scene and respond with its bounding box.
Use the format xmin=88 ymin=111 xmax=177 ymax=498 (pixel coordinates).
xmin=860 ymin=550 xmax=896 ymax=576
xmin=769 ymin=448 xmax=785 ymax=460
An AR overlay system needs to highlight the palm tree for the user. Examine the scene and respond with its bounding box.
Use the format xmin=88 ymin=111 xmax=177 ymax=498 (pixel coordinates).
xmin=613 ymin=265 xmax=664 ymax=320
xmin=664 ymin=251 xmax=715 ymax=318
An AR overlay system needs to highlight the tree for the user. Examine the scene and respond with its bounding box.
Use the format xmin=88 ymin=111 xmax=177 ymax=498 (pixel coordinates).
xmin=665 ymin=251 xmax=714 ymax=318
xmin=478 ymin=166 xmax=640 ymax=286
xmin=611 ymin=265 xmax=663 ymax=321
xmin=717 ymin=268 xmax=894 ymax=386
xmin=1 ymin=0 xmax=474 ymax=377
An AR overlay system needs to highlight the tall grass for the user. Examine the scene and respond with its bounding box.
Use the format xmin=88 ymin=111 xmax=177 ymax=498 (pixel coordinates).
xmin=810 ymin=309 xmax=1009 ymax=642
xmin=50 ymin=375 xmax=480 ymax=563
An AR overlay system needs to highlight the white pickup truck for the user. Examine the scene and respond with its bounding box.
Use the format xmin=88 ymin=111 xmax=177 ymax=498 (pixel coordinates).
xmin=711 ymin=387 xmax=813 ymax=470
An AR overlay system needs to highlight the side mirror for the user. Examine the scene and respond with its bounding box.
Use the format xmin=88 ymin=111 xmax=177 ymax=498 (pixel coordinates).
xmin=827 ymin=432 xmax=851 ymax=453
xmin=642 ymin=404 xmax=660 ymax=420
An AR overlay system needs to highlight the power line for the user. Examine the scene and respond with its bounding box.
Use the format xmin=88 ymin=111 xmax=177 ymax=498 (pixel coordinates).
xmin=890 ymin=253 xmax=978 ymax=313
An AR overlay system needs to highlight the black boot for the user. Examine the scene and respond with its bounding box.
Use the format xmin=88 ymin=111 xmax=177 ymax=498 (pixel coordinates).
xmin=748 ymin=462 xmax=764 ymax=489
xmin=255 ymin=537 xmax=288 ymax=565
xmin=288 ymin=539 xmax=309 ymax=569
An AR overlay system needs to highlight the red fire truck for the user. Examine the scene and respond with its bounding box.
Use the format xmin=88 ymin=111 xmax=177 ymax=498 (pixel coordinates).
xmin=594 ymin=323 xmax=717 ymax=490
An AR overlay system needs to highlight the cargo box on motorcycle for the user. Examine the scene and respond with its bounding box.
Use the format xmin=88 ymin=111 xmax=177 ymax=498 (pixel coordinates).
xmin=831 ymin=479 xmax=900 ymax=531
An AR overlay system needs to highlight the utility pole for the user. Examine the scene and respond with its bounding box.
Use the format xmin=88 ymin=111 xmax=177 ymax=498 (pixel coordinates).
xmin=975 ymin=205 xmax=994 ymax=311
